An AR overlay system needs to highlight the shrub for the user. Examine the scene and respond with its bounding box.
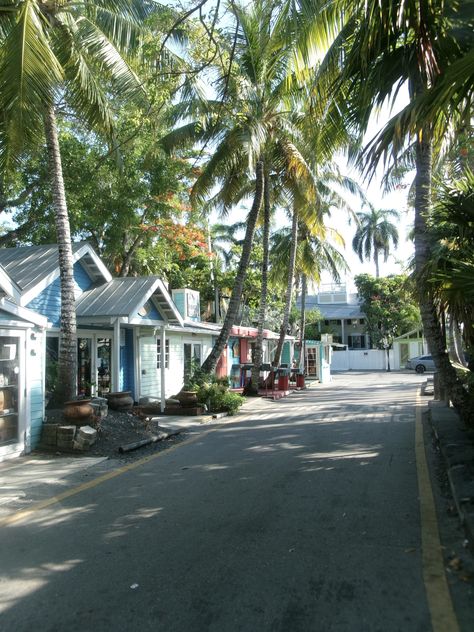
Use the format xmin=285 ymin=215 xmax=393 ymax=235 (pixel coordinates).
xmin=219 ymin=391 xmax=245 ymax=415
xmin=196 ymin=380 xmax=244 ymax=415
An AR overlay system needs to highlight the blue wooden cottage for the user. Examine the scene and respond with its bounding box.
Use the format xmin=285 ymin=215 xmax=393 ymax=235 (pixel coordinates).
xmin=0 ymin=243 xmax=221 ymax=459
xmin=0 ymin=242 xmax=295 ymax=460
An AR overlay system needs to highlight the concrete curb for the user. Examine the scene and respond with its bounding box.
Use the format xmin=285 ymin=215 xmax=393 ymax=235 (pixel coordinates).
xmin=427 ymin=394 xmax=474 ymax=553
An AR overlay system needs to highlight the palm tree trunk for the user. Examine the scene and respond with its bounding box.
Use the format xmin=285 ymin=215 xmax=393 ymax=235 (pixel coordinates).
xmin=273 ymin=205 xmax=298 ymax=366
xmin=299 ymin=274 xmax=307 ymax=373
xmin=413 ymin=128 xmax=470 ymax=417
xmin=201 ymin=161 xmax=264 ymax=374
xmin=448 ymin=315 xmax=465 ymax=366
xmin=250 ymin=165 xmax=271 ymax=393
xmin=44 ymin=105 xmax=77 ymax=403
xmin=374 ymin=250 xmax=380 ymax=278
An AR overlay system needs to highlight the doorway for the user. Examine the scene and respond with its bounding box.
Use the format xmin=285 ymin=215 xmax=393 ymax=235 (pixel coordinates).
xmin=0 ymin=333 xmax=23 ymax=450
xmin=184 ymin=343 xmax=202 ymax=383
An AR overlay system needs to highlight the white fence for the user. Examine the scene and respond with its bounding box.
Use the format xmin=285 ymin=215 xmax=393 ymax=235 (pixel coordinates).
xmin=331 ymin=348 xmax=394 ymax=371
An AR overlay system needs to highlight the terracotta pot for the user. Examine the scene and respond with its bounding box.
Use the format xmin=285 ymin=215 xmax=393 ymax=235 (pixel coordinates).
xmin=176 ymin=390 xmax=198 ymax=407
xmin=106 ymin=391 xmax=134 ymax=411
xmin=63 ymin=399 xmax=93 ymax=424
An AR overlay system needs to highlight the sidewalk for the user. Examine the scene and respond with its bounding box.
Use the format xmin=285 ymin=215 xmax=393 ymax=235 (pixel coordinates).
xmin=427 ymin=396 xmax=474 ymax=553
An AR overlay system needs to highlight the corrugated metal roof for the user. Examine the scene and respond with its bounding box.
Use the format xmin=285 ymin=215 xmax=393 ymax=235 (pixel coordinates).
xmin=0 ymin=243 xmax=86 ymax=292
xmin=76 ymin=277 xmax=160 ymax=318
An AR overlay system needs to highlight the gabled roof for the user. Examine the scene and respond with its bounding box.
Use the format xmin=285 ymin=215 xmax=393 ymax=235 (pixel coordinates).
xmin=0 ymin=297 xmax=49 ymax=328
xmin=76 ymin=277 xmax=183 ymax=325
xmin=0 ymin=264 xmax=21 ymax=303
xmin=0 ymin=242 xmax=111 ymax=305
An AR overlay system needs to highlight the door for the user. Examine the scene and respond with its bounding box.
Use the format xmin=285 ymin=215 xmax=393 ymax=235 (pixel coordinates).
xmin=96 ymin=337 xmax=112 ymax=395
xmin=184 ymin=343 xmax=201 ymax=384
xmin=78 ymin=335 xmax=112 ymax=397
xmin=0 ymin=332 xmax=23 ymax=453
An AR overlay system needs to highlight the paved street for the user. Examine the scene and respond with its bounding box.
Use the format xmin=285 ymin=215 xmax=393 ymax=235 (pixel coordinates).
xmin=0 ymin=372 xmax=467 ymax=631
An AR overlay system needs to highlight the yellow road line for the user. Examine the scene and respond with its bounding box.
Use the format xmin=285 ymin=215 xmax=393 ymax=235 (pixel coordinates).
xmin=0 ymin=429 xmax=213 ymax=528
xmin=415 ymin=392 xmax=459 ymax=632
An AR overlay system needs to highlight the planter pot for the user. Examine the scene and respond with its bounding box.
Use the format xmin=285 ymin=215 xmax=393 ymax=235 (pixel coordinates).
xmin=176 ymin=390 xmax=198 ymax=408
xmin=106 ymin=391 xmax=134 ymax=411
xmin=63 ymin=399 xmax=93 ymax=425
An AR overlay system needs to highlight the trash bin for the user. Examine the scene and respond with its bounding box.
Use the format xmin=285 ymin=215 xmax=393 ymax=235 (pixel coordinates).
xmin=296 ymin=373 xmax=305 ymax=388
xmin=278 ymin=368 xmax=290 ymax=390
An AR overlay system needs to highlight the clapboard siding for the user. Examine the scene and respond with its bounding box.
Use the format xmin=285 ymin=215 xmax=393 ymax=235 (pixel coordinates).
xmin=26 ymin=261 xmax=93 ymax=327
xmin=139 ymin=332 xmax=213 ymax=399
xmin=27 ymin=329 xmax=45 ymax=450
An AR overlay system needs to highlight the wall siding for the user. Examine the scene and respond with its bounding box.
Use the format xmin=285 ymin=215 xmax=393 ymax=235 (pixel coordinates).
xmin=139 ymin=332 xmax=214 ymax=399
xmin=28 ymin=329 xmax=45 ymax=449
xmin=172 ymin=292 xmax=186 ymax=320
xmin=137 ymin=300 xmax=163 ymax=321
xmin=26 ymin=261 xmax=93 ymax=327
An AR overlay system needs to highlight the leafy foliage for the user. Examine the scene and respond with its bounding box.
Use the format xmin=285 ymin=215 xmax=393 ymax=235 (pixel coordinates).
xmin=355 ymin=274 xmax=421 ymax=350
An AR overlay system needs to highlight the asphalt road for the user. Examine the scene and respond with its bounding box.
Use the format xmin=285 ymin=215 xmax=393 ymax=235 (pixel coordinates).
xmin=0 ymin=372 xmax=461 ymax=631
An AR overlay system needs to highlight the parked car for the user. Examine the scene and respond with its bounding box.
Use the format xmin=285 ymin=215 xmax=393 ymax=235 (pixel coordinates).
xmin=406 ymin=354 xmax=435 ymax=373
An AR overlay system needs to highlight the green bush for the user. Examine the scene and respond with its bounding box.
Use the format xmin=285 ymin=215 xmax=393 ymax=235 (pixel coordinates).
xmin=196 ymin=380 xmax=244 ymax=415
xmin=219 ymin=391 xmax=245 ymax=415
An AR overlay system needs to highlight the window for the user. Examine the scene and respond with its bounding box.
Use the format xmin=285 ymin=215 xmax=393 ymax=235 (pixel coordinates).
xmin=157 ymin=339 xmax=169 ymax=369
xmin=348 ymin=335 xmax=366 ymax=349
xmin=359 ymin=318 xmax=365 ymax=325
xmin=183 ymin=343 xmax=201 ymax=382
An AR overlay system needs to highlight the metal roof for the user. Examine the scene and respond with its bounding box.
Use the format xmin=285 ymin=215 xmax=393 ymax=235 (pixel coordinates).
xmin=76 ymin=277 xmax=182 ymax=324
xmin=0 ymin=242 xmax=108 ymax=294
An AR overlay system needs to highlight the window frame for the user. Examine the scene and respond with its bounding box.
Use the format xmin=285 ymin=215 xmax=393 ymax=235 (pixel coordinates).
xmin=157 ymin=338 xmax=170 ymax=369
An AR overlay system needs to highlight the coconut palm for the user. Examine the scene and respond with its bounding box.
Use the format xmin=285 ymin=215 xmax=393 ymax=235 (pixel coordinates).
xmin=0 ymin=0 xmax=148 ymax=402
xmin=270 ymin=216 xmax=348 ymax=369
xmin=315 ymin=0 xmax=474 ymax=418
xmin=352 ymin=206 xmax=399 ymax=277
xmin=163 ymin=0 xmax=323 ymax=376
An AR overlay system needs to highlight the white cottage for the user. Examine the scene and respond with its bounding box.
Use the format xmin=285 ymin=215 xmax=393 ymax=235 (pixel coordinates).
xmin=0 ymin=292 xmax=48 ymax=460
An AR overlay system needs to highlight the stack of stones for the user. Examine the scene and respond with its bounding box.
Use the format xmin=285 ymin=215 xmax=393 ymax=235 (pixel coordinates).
xmin=41 ymin=423 xmax=98 ymax=452
xmin=73 ymin=425 xmax=97 ymax=451
xmin=57 ymin=425 xmax=77 ymax=450
xmin=41 ymin=423 xmax=58 ymax=448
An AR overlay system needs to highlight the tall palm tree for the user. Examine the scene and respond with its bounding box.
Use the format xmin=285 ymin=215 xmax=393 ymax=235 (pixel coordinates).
xmin=270 ymin=217 xmax=348 ymax=368
xmin=163 ymin=0 xmax=320 ymax=376
xmin=352 ymin=206 xmax=399 ymax=277
xmin=317 ymin=0 xmax=474 ymax=418
xmin=0 ymin=0 xmax=148 ymax=402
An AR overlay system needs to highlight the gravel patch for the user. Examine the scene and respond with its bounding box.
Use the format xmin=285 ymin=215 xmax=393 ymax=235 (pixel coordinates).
xmin=41 ymin=407 xmax=187 ymax=460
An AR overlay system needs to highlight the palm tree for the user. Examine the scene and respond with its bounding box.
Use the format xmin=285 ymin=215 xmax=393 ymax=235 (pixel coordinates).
xmin=270 ymin=217 xmax=348 ymax=369
xmin=0 ymin=0 xmax=147 ymax=402
xmin=352 ymin=206 xmax=399 ymax=277
xmin=316 ymin=0 xmax=474 ymax=418
xmin=163 ymin=0 xmax=320 ymax=376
